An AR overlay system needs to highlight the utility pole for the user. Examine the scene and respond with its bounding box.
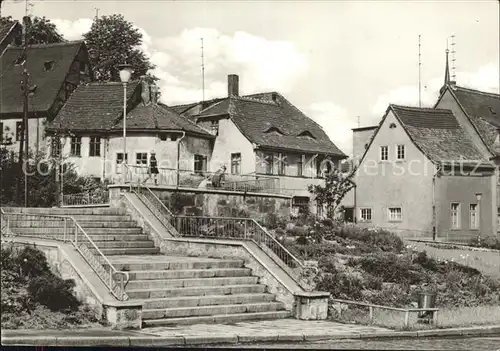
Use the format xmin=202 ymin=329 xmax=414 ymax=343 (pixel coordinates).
xmin=201 ymin=38 xmax=205 ymax=101
xmin=418 ymin=34 xmax=422 ymax=108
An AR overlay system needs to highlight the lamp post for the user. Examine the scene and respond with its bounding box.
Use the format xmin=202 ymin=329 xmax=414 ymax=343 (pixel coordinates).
xmin=117 ymin=64 xmax=134 ymax=184
xmin=475 ymin=193 xmax=482 ymax=245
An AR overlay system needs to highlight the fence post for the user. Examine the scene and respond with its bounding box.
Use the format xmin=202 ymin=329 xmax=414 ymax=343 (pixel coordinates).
xmin=120 ymin=274 xmax=125 ymax=300
xmin=109 ymin=267 xmax=113 ymax=288
xmin=74 ymin=224 xmax=78 ymax=244
xmin=244 ymin=220 xmax=247 ymax=239
xmin=404 ymin=311 xmax=410 ymax=328
xmin=369 ymin=306 xmax=373 ymax=322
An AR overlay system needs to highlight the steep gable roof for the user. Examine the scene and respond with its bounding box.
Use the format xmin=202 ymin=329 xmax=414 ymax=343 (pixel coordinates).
xmin=0 ymin=21 xmax=21 ymax=52
xmin=0 ymin=41 xmax=84 ymax=117
xmin=173 ymin=92 xmax=346 ymax=157
xmin=448 ymin=86 xmax=500 ymax=155
xmin=391 ymin=104 xmax=485 ymax=162
xmin=48 ymin=81 xmax=213 ymax=137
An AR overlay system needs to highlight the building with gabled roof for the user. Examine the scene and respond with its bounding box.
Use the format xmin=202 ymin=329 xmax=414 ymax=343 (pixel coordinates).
xmin=169 ymin=74 xmax=347 ymax=214
xmin=47 ymin=78 xmax=215 ymax=183
xmin=0 ymin=40 xmax=91 ymax=151
xmin=353 ymin=102 xmax=496 ymax=242
xmin=0 ymin=20 xmax=22 ymax=56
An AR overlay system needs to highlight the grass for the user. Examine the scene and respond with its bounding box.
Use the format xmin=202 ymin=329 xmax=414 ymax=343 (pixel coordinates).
xmin=407 ymin=241 xmax=500 ymax=278
xmin=334 ymin=305 xmax=500 ymax=331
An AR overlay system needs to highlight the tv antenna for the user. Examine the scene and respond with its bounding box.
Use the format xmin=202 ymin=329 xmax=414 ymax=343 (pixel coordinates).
xmin=94 ymin=7 xmax=100 ymax=20
xmin=418 ymin=34 xmax=422 ymax=108
xmin=450 ymin=34 xmax=457 ymax=81
xmin=201 ymin=38 xmax=205 ymax=101
xmin=357 ymin=116 xmax=360 ymax=128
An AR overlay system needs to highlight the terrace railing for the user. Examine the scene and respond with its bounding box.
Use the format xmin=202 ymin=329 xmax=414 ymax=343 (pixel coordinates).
xmin=0 ymin=209 xmax=129 ymax=301
xmin=62 ymin=190 xmax=110 ymax=207
xmin=123 ymin=164 xmax=282 ymax=194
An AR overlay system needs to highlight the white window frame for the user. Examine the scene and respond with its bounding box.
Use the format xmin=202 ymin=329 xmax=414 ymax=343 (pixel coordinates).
xmin=451 ymin=202 xmax=461 ymax=229
xmin=469 ymin=203 xmax=479 ymax=230
xmin=380 ymin=145 xmax=389 ymax=161
xmin=116 ymin=153 xmax=128 ymax=174
xmin=231 ymin=153 xmax=241 ymax=175
xmin=70 ymin=136 xmax=82 ymax=157
xmin=388 ymin=207 xmax=402 ymax=222
xmin=396 ymin=144 xmax=405 ymax=160
xmin=360 ymin=208 xmax=372 ymax=222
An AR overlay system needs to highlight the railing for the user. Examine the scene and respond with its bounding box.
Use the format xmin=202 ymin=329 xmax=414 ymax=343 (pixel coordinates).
xmin=331 ymin=299 xmax=439 ymax=328
xmin=171 ymin=215 xmax=304 ymax=278
xmin=0 ymin=210 xmax=129 ymax=301
xmin=62 ymin=190 xmax=110 ymax=207
xmin=123 ymin=164 xmax=282 ymax=194
xmin=130 ymin=182 xmax=180 ymax=237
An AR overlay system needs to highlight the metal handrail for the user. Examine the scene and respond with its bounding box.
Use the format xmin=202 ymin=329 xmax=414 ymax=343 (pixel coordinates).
xmin=0 ymin=210 xmax=129 ymax=301
xmin=62 ymin=190 xmax=110 ymax=207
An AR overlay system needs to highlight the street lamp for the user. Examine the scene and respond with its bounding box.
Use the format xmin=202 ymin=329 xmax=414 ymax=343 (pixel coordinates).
xmin=117 ymin=63 xmax=134 ymax=184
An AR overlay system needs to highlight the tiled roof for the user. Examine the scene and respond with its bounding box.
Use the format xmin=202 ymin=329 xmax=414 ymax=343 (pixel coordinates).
xmin=390 ymin=104 xmax=485 ymax=162
xmin=0 ymin=41 xmax=83 ymax=116
xmin=451 ymin=86 xmax=500 ymax=155
xmin=176 ymin=92 xmax=346 ymax=156
xmin=48 ymin=81 xmax=212 ymax=137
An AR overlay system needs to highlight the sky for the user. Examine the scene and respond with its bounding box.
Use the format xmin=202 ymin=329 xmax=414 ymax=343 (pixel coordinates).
xmin=3 ymin=0 xmax=500 ymax=156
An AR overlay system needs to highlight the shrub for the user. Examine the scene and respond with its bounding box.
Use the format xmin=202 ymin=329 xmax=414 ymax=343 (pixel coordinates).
xmin=15 ymin=246 xmax=51 ymax=278
xmin=412 ymin=251 xmax=438 ymax=272
xmin=27 ymin=275 xmax=80 ymax=312
xmin=316 ymin=270 xmax=364 ymax=300
xmin=468 ymin=235 xmax=500 ymax=250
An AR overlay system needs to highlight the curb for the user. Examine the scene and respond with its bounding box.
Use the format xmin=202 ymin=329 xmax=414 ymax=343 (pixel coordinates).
xmin=2 ymin=325 xmax=500 ymax=346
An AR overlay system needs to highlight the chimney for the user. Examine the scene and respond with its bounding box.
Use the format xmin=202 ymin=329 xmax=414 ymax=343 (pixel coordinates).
xmin=140 ymin=75 xmax=151 ymax=106
xmin=228 ymin=74 xmax=239 ymax=97
xmin=271 ymin=93 xmax=278 ymax=103
xmin=449 ymin=80 xmax=457 ymax=89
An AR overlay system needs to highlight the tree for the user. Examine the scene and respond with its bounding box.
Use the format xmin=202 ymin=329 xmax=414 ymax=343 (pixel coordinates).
xmin=83 ymin=14 xmax=155 ymax=82
xmin=0 ymin=15 xmax=65 ymax=45
xmin=308 ymin=168 xmax=356 ymax=219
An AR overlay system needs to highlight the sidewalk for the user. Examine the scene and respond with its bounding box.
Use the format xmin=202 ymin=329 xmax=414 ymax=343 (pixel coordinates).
xmin=2 ymin=320 xmax=500 ymax=347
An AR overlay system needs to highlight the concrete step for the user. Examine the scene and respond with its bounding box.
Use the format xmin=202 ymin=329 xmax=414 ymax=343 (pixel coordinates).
xmin=93 ymin=241 xmax=155 ymax=249
xmin=109 ymin=259 xmax=245 ymax=271
xmin=137 ymin=293 xmax=276 ymax=309
xmin=2 ymin=207 xmax=125 ymax=215
xmin=142 ymin=302 xmax=284 ymax=319
xmin=142 ymin=311 xmax=291 ymax=327
xmin=10 ymin=227 xmax=143 ymax=235
xmin=89 ymin=247 xmax=160 ymax=256
xmin=7 ymin=220 xmax=138 ymax=228
xmin=127 ymin=268 xmax=252 ymax=280
xmin=6 ymin=214 xmax=131 ymax=222
xmin=126 ymin=276 xmax=259 ymax=290
xmin=126 ymin=284 xmax=267 ymax=299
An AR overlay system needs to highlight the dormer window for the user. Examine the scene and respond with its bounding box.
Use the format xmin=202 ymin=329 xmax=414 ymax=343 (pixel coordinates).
xmin=298 ymin=131 xmax=315 ymax=139
xmin=14 ymin=54 xmax=26 ymax=66
xmin=44 ymin=60 xmax=55 ymax=71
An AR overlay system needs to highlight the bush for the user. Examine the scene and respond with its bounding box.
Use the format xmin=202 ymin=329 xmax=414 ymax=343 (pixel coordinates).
xmin=15 ymin=246 xmax=51 ymax=278
xmin=27 ymin=275 xmax=80 ymax=312
xmin=412 ymin=251 xmax=438 ymax=272
xmin=468 ymin=235 xmax=500 ymax=250
xmin=316 ymin=270 xmax=364 ymax=300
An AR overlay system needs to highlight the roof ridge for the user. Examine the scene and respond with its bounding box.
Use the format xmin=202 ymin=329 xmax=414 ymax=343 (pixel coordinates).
xmin=390 ymin=104 xmax=452 ymax=112
xmin=7 ymin=40 xmax=84 ymax=50
xmin=455 ymin=85 xmax=500 ymax=98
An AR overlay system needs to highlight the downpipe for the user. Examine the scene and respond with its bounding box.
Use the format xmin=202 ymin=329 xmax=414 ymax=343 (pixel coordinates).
xmin=432 ymin=164 xmax=442 ymax=241
xmin=176 ymin=132 xmax=186 ymax=188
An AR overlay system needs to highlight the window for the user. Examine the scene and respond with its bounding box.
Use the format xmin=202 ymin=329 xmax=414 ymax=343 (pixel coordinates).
xmin=277 ymin=153 xmax=286 ymax=175
xmin=171 ymin=135 xmax=177 ymax=142
xmin=116 ymin=153 xmax=128 ymax=174
xmin=396 ymin=144 xmax=405 ymax=160
xmin=264 ymin=152 xmax=274 ymax=174
xmin=15 ymin=122 xmax=22 ymax=141
xmin=388 ymin=207 xmax=402 ymax=221
xmin=297 ymin=155 xmax=304 ymax=177
xmin=317 ymin=201 xmax=324 ymax=218
xmin=89 ymin=136 xmax=101 ymax=157
xmin=194 ymin=154 xmax=207 ymax=174
xmin=136 ymin=153 xmax=148 ymax=166
xmin=451 ymin=203 xmax=461 ymax=229
xmin=292 ymin=196 xmax=309 ymax=216
xmin=231 ymin=153 xmax=241 ymax=174
xmin=211 ymin=120 xmax=219 ymax=135
xmin=380 ymin=146 xmax=388 ymax=161
xmin=360 ymin=208 xmax=372 ymax=222
xmin=470 ymin=204 xmax=479 ymax=229
xmin=70 ymin=136 xmax=82 ymax=157
xmin=0 ymin=122 xmax=3 ymax=143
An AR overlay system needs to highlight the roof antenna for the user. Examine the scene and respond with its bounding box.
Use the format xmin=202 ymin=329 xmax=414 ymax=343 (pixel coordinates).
xmin=94 ymin=7 xmax=100 ymax=20
xmin=450 ymin=34 xmax=457 ymax=82
xmin=201 ymin=38 xmax=205 ymax=101
xmin=357 ymin=116 xmax=360 ymax=128
xmin=418 ymin=34 xmax=422 ymax=108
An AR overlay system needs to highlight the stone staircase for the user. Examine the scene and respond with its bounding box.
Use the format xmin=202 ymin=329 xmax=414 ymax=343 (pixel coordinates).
xmin=3 ymin=207 xmax=290 ymax=326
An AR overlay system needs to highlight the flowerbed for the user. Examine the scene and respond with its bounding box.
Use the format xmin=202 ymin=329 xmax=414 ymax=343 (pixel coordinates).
xmin=1 ymin=244 xmax=106 ymax=329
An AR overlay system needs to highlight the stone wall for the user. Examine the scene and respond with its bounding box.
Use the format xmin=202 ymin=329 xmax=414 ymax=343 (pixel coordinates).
xmin=153 ymin=189 xmax=291 ymax=223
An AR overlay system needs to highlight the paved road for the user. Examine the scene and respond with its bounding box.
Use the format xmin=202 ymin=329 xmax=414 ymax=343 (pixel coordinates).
xmin=201 ymin=336 xmax=500 ymax=350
